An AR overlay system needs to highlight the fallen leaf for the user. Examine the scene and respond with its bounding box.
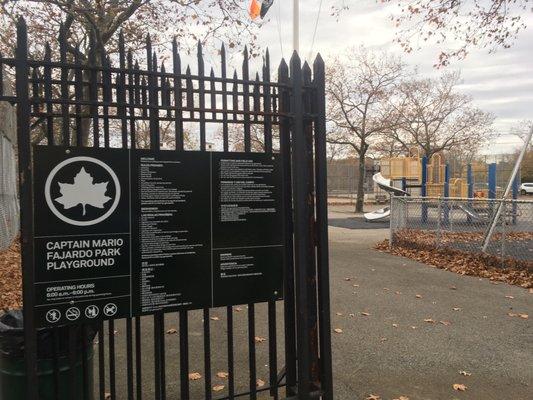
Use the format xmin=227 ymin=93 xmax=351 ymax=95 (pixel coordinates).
xmin=452 ymin=307 xmax=461 ymax=311
xmin=104 ymin=393 xmax=111 ymax=400
xmin=256 ymin=379 xmax=265 ymax=388
xmin=361 ymin=312 xmax=370 ymax=316
xmin=254 ymin=336 xmax=266 ymax=343
xmin=410 ymin=326 xmax=417 ymax=329
xmin=459 ymin=370 xmax=472 ymax=376
xmin=392 ymin=323 xmax=399 ymax=328
xmin=450 ymin=286 xmax=457 ymax=290
xmin=353 ymin=284 xmax=359 ymax=287
xmin=508 ymin=312 xmax=518 ymax=317
xmin=424 ymin=318 xmax=435 ymax=323
xmin=336 ymin=312 xmax=343 ymax=316
xmin=415 ymin=294 xmax=422 ymax=299
xmin=210 ymin=316 xmax=220 ymax=321
xmin=216 ymin=372 xmax=229 ymax=379
xmin=348 ymin=313 xmax=355 ymax=317
xmin=344 ymin=277 xmax=351 ymax=281
xmin=212 ymin=385 xmax=225 ymax=392
xmin=383 ymin=288 xmax=390 ymax=291
xmin=395 ymin=291 xmax=402 ymax=295
xmin=189 ymin=372 xmax=202 ymax=381
xmin=166 ymin=328 xmax=177 ymax=335
xmin=439 ymin=320 xmax=451 ymax=326
xmin=380 ymin=337 xmax=387 ymax=342
xmin=333 ymin=328 xmax=343 ymax=334
xmin=519 ymin=313 xmax=529 ymax=319
xmin=113 ymin=330 xmax=119 ymax=335
xmin=453 ymin=383 xmax=467 ymax=391
xmin=234 ymin=307 xmax=243 ymax=312
xmin=366 ymin=395 xmax=381 ymax=400
xmin=505 ymin=295 xmax=514 ymax=299
xmin=393 ymin=396 xmax=410 ymax=400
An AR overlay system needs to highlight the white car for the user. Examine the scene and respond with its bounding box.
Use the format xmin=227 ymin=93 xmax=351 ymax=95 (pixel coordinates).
xmin=520 ymin=183 xmax=533 ymax=195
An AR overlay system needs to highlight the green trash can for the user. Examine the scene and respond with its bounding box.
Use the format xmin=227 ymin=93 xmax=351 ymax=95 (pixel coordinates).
xmin=0 ymin=310 xmax=95 ymax=400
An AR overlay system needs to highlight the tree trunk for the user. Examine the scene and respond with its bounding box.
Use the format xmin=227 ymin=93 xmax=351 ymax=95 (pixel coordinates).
xmin=355 ymin=155 xmax=366 ymax=213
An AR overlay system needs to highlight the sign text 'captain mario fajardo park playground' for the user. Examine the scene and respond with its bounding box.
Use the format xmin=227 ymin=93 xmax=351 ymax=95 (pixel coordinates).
xmin=32 ymin=146 xmax=285 ymax=327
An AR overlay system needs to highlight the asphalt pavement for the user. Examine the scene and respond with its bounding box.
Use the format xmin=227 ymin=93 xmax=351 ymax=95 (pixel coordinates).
xmin=98 ymin=206 xmax=532 ymax=399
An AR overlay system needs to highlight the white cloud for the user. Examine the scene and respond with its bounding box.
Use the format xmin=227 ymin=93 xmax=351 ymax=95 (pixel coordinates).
xmin=242 ymin=1 xmax=533 ymax=146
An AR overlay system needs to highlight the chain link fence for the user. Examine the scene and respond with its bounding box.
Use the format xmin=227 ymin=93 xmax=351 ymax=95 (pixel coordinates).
xmin=0 ymin=134 xmax=19 ymax=250
xmin=390 ymin=197 xmax=533 ymax=266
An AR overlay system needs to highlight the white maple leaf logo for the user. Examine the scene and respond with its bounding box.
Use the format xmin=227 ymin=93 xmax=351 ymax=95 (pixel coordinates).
xmin=55 ymin=167 xmax=112 ymax=216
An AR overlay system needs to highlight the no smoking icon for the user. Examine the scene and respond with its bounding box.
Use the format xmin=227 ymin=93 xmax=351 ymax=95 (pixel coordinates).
xmin=66 ymin=307 xmax=81 ymax=321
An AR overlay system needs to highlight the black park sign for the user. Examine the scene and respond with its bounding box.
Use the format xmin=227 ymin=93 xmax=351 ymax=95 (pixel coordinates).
xmin=33 ymin=146 xmax=285 ymax=327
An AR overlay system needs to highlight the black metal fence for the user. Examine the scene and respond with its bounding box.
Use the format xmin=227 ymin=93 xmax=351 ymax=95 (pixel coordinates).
xmin=0 ymin=17 xmax=332 ymax=400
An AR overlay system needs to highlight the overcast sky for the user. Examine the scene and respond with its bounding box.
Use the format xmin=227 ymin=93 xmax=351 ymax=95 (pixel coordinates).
xmin=244 ymin=1 xmax=533 ymax=155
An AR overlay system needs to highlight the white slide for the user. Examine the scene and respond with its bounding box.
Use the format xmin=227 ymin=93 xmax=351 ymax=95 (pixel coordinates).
xmin=364 ymin=173 xmax=410 ymax=221
xmin=364 ymin=206 xmax=390 ymax=221
xmin=457 ymin=203 xmax=486 ymax=221
xmin=372 ymin=172 xmax=410 ymax=197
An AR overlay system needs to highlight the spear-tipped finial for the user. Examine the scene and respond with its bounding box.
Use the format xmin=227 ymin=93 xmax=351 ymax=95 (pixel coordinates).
xmin=197 ymin=39 xmax=203 ymax=55
xmin=17 ymin=16 xmax=27 ymax=29
xmin=313 ymin=53 xmax=324 ymax=66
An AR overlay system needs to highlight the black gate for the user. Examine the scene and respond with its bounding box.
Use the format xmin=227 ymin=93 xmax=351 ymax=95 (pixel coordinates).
xmin=0 ymin=17 xmax=332 ymax=400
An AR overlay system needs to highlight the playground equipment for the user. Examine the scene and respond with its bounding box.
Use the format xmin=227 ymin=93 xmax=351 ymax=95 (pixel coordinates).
xmin=370 ymin=150 xmax=522 ymax=224
xmin=378 ymin=151 xmax=519 ymax=201
xmin=364 ymin=173 xmax=409 ymax=221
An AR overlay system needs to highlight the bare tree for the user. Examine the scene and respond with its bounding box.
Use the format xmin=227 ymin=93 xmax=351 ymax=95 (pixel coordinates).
xmin=0 ymin=1 xmax=258 ymax=59
xmin=510 ymin=120 xmax=533 ymax=148
xmin=326 ymin=46 xmax=405 ymax=212
xmin=392 ymin=71 xmax=493 ymax=159
xmin=0 ymin=1 xmax=260 ymax=145
xmin=332 ymin=1 xmax=529 ymax=67
xmin=217 ymin=124 xmax=280 ymax=153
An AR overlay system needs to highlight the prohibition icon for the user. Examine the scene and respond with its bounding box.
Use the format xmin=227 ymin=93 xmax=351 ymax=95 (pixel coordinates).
xmin=46 ymin=309 xmax=61 ymax=323
xmin=103 ymin=303 xmax=118 ymax=317
xmin=66 ymin=307 xmax=81 ymax=321
xmin=85 ymin=305 xmax=99 ymax=319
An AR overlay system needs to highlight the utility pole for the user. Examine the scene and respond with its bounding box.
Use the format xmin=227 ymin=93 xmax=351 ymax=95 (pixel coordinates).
xmin=293 ymin=0 xmax=299 ymax=53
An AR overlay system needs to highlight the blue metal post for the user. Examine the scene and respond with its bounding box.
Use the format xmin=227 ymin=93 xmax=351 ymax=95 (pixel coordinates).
xmin=467 ymin=164 xmax=474 ymax=198
xmin=401 ymin=177 xmax=407 ymax=193
xmin=443 ymin=163 xmax=450 ymax=225
xmin=467 ymin=164 xmax=473 ymax=222
xmin=488 ymin=162 xmax=497 ymax=218
xmin=421 ymin=156 xmax=428 ymax=223
xmin=488 ymin=163 xmax=497 ymax=199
